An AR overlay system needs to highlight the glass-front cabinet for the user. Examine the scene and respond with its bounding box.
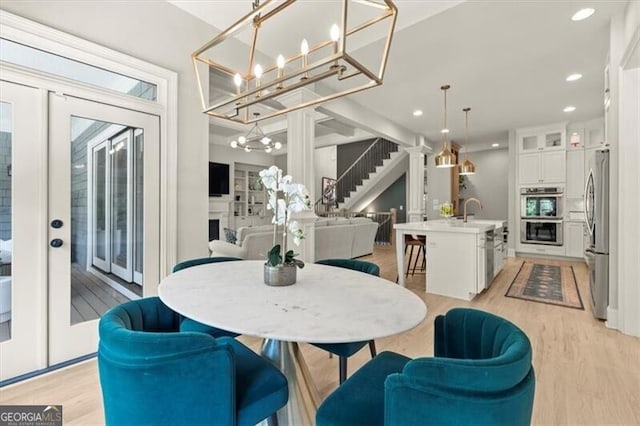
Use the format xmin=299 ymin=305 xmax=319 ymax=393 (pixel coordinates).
xmin=517 ymin=125 xmax=566 ymax=153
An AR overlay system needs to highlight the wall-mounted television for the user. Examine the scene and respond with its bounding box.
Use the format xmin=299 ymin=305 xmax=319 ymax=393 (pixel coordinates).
xmin=209 ymin=162 xmax=229 ymax=196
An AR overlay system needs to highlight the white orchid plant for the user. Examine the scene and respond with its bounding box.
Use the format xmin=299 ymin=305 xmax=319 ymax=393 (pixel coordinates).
xmin=258 ymin=166 xmax=312 ymax=268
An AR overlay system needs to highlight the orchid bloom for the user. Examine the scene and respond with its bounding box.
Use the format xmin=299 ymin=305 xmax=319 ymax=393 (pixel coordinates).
xmin=289 ymin=220 xmax=304 ymax=245
xmin=258 ymin=165 xmax=280 ymax=191
xmin=259 ymin=165 xmax=312 ymax=265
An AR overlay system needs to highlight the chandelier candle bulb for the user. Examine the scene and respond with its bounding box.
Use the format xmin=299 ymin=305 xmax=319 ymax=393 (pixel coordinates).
xmin=300 ymin=39 xmax=309 ymax=80
xmin=233 ymin=73 xmax=243 ymax=105
xmin=233 ymin=73 xmax=242 ymax=93
xmin=254 ymin=64 xmax=263 ymax=97
xmin=276 ymin=54 xmax=285 ymax=89
xmin=330 ymin=24 xmax=340 ymax=68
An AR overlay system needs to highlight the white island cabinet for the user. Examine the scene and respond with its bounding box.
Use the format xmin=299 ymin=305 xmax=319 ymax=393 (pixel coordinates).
xmin=395 ymin=220 xmax=505 ymax=301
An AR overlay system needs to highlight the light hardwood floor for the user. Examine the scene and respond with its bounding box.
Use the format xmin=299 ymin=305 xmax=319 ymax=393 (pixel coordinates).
xmin=1 ymin=246 xmax=639 ymax=424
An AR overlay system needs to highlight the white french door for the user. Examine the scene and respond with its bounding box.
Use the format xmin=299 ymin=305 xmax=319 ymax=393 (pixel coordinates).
xmin=48 ymin=94 xmax=159 ymax=365
xmin=89 ymin=128 xmax=144 ymax=285
xmin=0 ymin=80 xmax=47 ymax=381
xmin=0 ymin=87 xmax=160 ymax=380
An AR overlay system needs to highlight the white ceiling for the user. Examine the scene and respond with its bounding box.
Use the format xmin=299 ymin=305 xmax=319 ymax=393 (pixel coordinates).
xmin=172 ymin=0 xmax=627 ymax=150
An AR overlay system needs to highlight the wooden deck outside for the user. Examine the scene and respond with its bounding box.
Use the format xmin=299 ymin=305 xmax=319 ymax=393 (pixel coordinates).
xmin=0 ymin=264 xmax=137 ymax=342
xmin=70 ymin=264 xmax=133 ymax=324
xmin=0 ymin=319 xmax=9 ymax=342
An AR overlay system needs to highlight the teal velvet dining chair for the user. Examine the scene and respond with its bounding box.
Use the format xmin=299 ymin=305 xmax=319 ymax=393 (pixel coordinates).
xmin=313 ymin=258 xmax=380 ymax=384
xmin=98 ymin=297 xmax=288 ymax=426
xmin=173 ymin=256 xmax=243 ymax=338
xmin=316 ymin=308 xmax=535 ymax=426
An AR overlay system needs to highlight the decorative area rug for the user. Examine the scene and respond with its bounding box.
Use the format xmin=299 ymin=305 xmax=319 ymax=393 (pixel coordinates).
xmin=505 ymin=262 xmax=584 ymax=310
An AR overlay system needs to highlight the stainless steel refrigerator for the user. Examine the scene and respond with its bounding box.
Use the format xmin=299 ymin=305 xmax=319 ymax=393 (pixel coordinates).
xmin=584 ymin=149 xmax=609 ymax=320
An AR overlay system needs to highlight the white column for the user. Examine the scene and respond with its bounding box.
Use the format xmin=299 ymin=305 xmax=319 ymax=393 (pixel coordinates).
xmin=405 ymin=145 xmax=431 ymax=223
xmin=283 ymin=90 xmax=318 ymax=262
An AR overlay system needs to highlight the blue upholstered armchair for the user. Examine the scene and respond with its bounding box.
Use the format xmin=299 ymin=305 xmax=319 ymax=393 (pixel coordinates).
xmin=313 ymin=258 xmax=381 ymax=384
xmin=98 ymin=297 xmax=288 ymax=426
xmin=317 ymin=308 xmax=535 ymax=426
xmin=173 ymin=256 xmax=243 ymax=338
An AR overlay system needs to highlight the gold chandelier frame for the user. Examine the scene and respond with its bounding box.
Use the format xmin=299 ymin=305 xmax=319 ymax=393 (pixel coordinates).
xmin=192 ymin=0 xmax=397 ymax=124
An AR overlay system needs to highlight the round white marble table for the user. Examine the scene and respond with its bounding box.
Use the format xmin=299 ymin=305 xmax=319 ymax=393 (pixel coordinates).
xmin=158 ymin=260 xmax=427 ymax=425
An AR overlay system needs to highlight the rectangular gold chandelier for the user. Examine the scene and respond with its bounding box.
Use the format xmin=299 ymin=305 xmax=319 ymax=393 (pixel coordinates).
xmin=192 ymin=0 xmax=397 ymax=124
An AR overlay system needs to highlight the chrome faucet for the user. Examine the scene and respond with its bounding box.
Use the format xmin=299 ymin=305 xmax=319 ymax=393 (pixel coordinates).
xmin=464 ymin=198 xmax=482 ymax=222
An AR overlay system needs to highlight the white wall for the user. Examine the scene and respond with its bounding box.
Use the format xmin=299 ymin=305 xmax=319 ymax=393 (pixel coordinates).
xmin=425 ymin=154 xmax=452 ymax=220
xmin=209 ymin=143 xmax=274 ymax=169
xmin=507 ymin=130 xmax=517 ymax=254
xmin=273 ymin=154 xmax=287 ymax=174
xmin=0 ymin=1 xmax=219 ymax=262
xmin=460 ymin=149 xmax=509 ymax=220
xmin=314 ymin=146 xmax=337 ymax=204
xmin=610 ymin=0 xmax=640 ymax=336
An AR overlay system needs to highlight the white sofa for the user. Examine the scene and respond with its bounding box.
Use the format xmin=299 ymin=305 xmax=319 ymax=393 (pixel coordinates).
xmin=210 ymin=217 xmax=378 ymax=261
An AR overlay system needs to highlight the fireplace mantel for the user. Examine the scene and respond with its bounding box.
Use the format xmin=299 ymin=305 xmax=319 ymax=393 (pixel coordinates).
xmin=209 ymin=198 xmax=232 ymax=236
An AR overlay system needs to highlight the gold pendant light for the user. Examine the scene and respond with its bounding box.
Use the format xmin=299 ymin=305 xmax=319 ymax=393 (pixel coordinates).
xmin=459 ymin=107 xmax=476 ymax=175
xmin=435 ymin=84 xmax=457 ymax=168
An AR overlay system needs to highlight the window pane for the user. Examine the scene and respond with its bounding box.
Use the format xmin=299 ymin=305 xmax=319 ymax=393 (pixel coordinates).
xmin=94 ymin=146 xmax=107 ymax=261
xmin=1 ymin=38 xmax=157 ymax=101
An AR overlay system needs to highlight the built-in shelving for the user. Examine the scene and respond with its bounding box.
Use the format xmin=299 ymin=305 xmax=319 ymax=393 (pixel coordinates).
xmin=233 ymin=163 xmax=270 ymax=228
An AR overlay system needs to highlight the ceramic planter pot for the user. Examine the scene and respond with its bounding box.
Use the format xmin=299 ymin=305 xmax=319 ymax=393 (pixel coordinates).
xmin=264 ymin=264 xmax=297 ymax=286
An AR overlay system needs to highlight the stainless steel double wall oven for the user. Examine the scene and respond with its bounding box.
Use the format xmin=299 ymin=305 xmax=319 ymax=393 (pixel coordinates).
xmin=520 ymin=187 xmax=563 ymax=245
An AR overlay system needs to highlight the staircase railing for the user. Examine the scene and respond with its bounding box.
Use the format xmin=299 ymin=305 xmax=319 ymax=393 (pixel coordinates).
xmin=335 ymin=138 xmax=398 ymax=204
xmin=313 ymin=137 xmax=398 ymax=216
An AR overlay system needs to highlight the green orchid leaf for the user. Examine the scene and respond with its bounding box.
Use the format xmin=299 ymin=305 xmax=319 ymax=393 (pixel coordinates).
xmin=267 ymin=244 xmax=282 ymax=266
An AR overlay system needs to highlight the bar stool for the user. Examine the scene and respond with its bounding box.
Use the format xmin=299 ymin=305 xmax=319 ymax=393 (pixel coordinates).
xmin=404 ymin=234 xmax=426 ymax=277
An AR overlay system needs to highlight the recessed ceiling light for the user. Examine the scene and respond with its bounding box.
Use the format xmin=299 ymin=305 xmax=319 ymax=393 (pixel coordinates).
xmin=572 ymin=8 xmax=595 ymax=21
xmin=413 ymin=109 xmax=423 ymax=117
xmin=563 ymin=106 xmax=577 ymax=112
xmin=566 ymin=73 xmax=583 ymax=81
xmin=491 ymin=143 xmax=500 ymax=147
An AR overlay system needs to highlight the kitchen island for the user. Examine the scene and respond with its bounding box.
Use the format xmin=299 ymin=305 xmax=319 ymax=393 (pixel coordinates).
xmin=395 ymin=219 xmax=506 ymax=300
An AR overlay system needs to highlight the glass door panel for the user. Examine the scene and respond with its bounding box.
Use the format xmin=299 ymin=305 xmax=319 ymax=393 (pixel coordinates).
xmin=49 ymin=94 xmax=159 ymax=365
xmin=92 ymin=142 xmax=109 ymax=271
xmin=133 ymin=129 xmax=144 ymax=285
xmin=0 ymin=81 xmax=47 ymax=381
xmin=110 ymin=130 xmax=133 ymax=282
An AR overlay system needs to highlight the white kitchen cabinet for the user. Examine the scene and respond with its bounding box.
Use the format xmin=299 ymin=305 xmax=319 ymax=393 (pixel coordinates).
xmin=518 ymin=242 xmax=565 ymax=256
xmin=566 ymin=149 xmax=585 ymax=199
xmin=517 ymin=126 xmax=566 ymax=153
xmin=518 ymin=151 xmax=566 ymax=185
xmin=426 ymin=231 xmax=481 ymax=301
xmin=565 ymin=221 xmax=585 ymax=258
xmin=585 ymin=122 xmax=605 ymax=148
xmin=494 ymin=241 xmax=504 ymax=278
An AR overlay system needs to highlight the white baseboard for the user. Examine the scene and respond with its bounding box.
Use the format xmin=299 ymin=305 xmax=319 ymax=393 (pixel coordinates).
xmin=605 ymin=307 xmax=618 ymax=330
xmin=508 ymin=248 xmax=516 ymax=257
